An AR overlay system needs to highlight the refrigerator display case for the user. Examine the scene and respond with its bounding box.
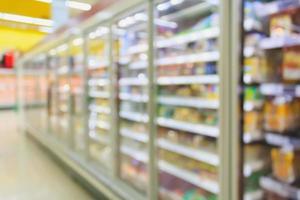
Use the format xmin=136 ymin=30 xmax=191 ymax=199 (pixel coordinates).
xmin=241 ymin=1 xmax=300 ymax=199
xmin=87 ymin=25 xmax=112 ymax=168
xmin=154 ymin=0 xmax=220 ymax=199
xmin=48 ymin=49 xmax=60 ymax=136
xmin=21 ymin=57 xmax=48 ymax=132
xmin=55 ymin=43 xmax=71 ymax=142
xmin=113 ymin=5 xmax=150 ymax=194
xmin=70 ymin=37 xmax=85 ymax=152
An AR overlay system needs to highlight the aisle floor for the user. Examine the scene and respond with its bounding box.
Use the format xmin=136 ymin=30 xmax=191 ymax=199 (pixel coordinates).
xmin=0 ymin=111 xmax=94 ymax=200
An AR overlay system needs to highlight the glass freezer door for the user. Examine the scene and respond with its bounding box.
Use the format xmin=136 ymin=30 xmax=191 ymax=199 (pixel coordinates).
xmin=55 ymin=43 xmax=71 ymax=143
xmin=241 ymin=1 xmax=300 ymax=199
xmin=154 ymin=0 xmax=220 ymax=199
xmin=87 ymin=25 xmax=112 ymax=169
xmin=70 ymin=37 xmax=85 ymax=152
xmin=113 ymin=5 xmax=150 ymax=195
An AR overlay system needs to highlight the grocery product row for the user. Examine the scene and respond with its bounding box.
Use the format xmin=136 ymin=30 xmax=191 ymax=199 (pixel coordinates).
xmin=18 ymin=0 xmax=300 ymax=200
xmin=242 ymin=1 xmax=300 ymax=200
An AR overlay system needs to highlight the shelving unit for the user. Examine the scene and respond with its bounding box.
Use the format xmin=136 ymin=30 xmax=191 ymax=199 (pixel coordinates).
xmin=241 ymin=1 xmax=300 ymax=199
xmin=154 ymin=1 xmax=220 ymax=199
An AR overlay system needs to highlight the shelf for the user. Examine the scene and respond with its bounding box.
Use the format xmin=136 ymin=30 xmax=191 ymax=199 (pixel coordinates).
xmin=260 ymin=83 xmax=298 ymax=96
xmin=244 ymin=190 xmax=263 ymax=200
xmin=119 ymin=93 xmax=148 ymax=103
xmin=119 ymin=77 xmax=148 ymax=86
xmin=244 ymin=159 xmax=266 ymax=177
xmin=159 ymin=160 xmax=219 ymax=194
xmin=128 ymin=60 xmax=147 ymax=70
xmin=157 ymin=51 xmax=219 ymax=66
xmin=88 ymin=79 xmax=109 ymax=86
xmin=124 ymin=27 xmax=219 ymax=55
xmin=158 ymin=138 xmax=219 ymax=166
xmin=89 ymin=91 xmax=110 ymax=99
xmin=120 ymin=111 xmax=149 ymax=123
xmin=265 ymin=132 xmax=300 ymax=149
xmin=89 ymin=105 xmax=111 ymax=114
xmin=243 ymin=132 xmax=264 ymax=144
xmin=120 ymin=128 xmax=148 ymax=143
xmin=158 ymin=96 xmax=219 ymax=109
xmin=0 ymin=68 xmax=15 ymax=75
xmin=157 ymin=27 xmax=219 ymax=49
xmin=88 ymin=60 xmax=109 ymax=70
xmin=120 ymin=146 xmax=148 ymax=163
xmin=157 ymin=117 xmax=219 ymax=138
xmin=89 ymin=120 xmax=110 ymax=130
xmin=161 ymin=1 xmax=217 ymax=21
xmin=127 ymin=43 xmax=147 ymax=55
xmin=89 ymin=131 xmax=110 ymax=145
xmin=260 ymin=36 xmax=300 ymax=50
xmin=243 ymin=100 xmax=264 ymax=112
xmin=260 ymin=176 xmax=300 ymax=199
xmin=157 ymin=75 xmax=219 ymax=85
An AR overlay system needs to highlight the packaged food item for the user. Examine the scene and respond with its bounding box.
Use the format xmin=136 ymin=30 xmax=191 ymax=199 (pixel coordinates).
xmin=282 ymin=47 xmax=300 ymax=82
xmin=269 ymin=8 xmax=300 ymax=37
xmin=244 ymin=56 xmax=269 ymax=83
xmin=271 ymin=148 xmax=300 ymax=183
xmin=244 ymin=111 xmax=263 ymax=134
xmin=264 ymin=96 xmax=300 ymax=132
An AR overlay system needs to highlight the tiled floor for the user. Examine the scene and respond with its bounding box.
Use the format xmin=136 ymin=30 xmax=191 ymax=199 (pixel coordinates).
xmin=0 ymin=110 xmax=94 ymax=200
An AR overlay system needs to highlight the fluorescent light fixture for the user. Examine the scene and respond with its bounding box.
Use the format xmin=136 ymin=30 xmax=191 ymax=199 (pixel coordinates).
xmin=72 ymin=37 xmax=83 ymax=46
xmin=0 ymin=12 xmax=53 ymax=26
xmin=36 ymin=0 xmax=91 ymax=11
xmin=66 ymin=1 xmax=91 ymax=11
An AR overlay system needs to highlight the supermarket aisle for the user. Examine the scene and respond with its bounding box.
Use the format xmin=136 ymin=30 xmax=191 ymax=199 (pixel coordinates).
xmin=0 ymin=111 xmax=94 ymax=200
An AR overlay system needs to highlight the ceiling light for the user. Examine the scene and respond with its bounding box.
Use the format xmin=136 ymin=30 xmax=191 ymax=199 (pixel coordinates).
xmin=0 ymin=12 xmax=53 ymax=26
xmin=36 ymin=0 xmax=91 ymax=11
xmin=170 ymin=0 xmax=184 ymax=5
xmin=66 ymin=1 xmax=91 ymax=11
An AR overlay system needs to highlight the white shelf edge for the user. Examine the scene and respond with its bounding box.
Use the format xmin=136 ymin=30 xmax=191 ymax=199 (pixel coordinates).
xmin=120 ymin=128 xmax=148 ymax=143
xmin=119 ymin=93 xmax=149 ymax=103
xmin=120 ymin=111 xmax=149 ymax=123
xmin=158 ymin=96 xmax=219 ymax=109
xmin=159 ymin=160 xmax=219 ymax=194
xmin=89 ymin=105 xmax=111 ymax=114
xmin=157 ymin=117 xmax=219 ymax=138
xmin=88 ymin=79 xmax=109 ymax=86
xmin=120 ymin=146 xmax=148 ymax=163
xmin=244 ymin=159 xmax=266 ymax=177
xmin=157 ymin=51 xmax=219 ymax=66
xmin=119 ymin=77 xmax=148 ymax=86
xmin=158 ymin=139 xmax=219 ymax=166
xmin=89 ymin=91 xmax=110 ymax=99
xmin=157 ymin=75 xmax=219 ymax=85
